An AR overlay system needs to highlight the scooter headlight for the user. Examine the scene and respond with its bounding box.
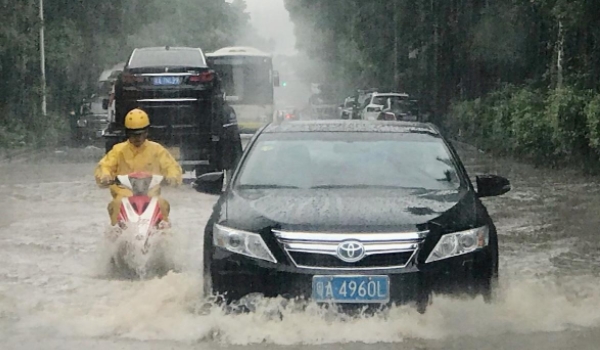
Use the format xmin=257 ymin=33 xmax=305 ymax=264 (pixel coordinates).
xmin=213 ymin=224 xmax=277 ymax=263
xmin=426 ymin=226 xmax=489 ymax=263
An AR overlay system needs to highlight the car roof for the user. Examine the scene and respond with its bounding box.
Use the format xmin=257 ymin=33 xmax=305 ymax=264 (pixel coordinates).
xmin=206 ymin=46 xmax=271 ymax=57
xmin=372 ymin=92 xmax=410 ymax=97
xmin=262 ymin=120 xmax=440 ymax=135
xmin=134 ymin=46 xmax=203 ymax=52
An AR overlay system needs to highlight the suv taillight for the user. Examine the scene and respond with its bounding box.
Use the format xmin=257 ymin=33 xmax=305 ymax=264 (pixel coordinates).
xmin=189 ymin=71 xmax=214 ymax=83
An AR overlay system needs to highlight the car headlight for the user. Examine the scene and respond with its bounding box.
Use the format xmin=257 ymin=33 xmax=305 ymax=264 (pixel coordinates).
xmin=213 ymin=224 xmax=277 ymax=263
xmin=425 ymin=226 xmax=489 ymax=263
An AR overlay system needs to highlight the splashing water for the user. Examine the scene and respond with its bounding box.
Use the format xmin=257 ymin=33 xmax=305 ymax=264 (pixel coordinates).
xmin=96 ymin=223 xmax=186 ymax=280
xmin=9 ymin=271 xmax=597 ymax=345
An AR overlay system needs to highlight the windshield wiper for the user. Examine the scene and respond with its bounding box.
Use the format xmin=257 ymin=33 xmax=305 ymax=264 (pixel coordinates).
xmin=237 ymin=184 xmax=301 ymax=189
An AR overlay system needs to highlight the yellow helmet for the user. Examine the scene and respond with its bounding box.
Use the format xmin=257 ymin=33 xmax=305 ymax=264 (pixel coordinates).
xmin=124 ymin=108 xmax=150 ymax=132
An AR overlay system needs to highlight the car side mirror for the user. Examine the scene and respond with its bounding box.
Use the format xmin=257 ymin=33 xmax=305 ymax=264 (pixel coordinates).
xmin=102 ymin=99 xmax=109 ymax=110
xmin=273 ymin=71 xmax=280 ymax=87
xmin=193 ymin=172 xmax=224 ymax=195
xmin=476 ymin=175 xmax=511 ymax=198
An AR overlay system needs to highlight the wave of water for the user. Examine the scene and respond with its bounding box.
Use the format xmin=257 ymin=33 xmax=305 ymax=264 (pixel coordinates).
xmin=10 ymin=270 xmax=600 ymax=345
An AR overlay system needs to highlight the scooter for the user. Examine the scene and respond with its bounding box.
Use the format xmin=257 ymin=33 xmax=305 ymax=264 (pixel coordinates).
xmin=106 ymin=172 xmax=176 ymax=279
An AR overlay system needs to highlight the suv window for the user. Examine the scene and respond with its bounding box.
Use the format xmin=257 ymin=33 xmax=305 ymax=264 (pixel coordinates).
xmin=128 ymin=49 xmax=206 ymax=68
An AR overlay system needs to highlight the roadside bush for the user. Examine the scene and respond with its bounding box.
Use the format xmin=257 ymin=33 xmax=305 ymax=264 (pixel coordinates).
xmin=0 ymin=113 xmax=69 ymax=150
xmin=584 ymin=94 xmax=600 ymax=155
xmin=446 ymin=84 xmax=600 ymax=169
xmin=446 ymin=98 xmax=484 ymax=141
xmin=484 ymin=84 xmax=526 ymax=154
xmin=0 ymin=125 xmax=27 ymax=149
xmin=509 ymin=88 xmax=554 ymax=162
xmin=546 ymin=87 xmax=591 ymax=159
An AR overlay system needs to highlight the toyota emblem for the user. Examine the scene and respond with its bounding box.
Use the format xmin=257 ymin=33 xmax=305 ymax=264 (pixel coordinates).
xmin=336 ymin=240 xmax=366 ymax=263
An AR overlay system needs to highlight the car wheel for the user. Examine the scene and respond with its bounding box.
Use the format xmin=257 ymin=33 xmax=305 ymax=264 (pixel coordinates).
xmin=203 ymin=269 xmax=214 ymax=299
xmin=415 ymin=294 xmax=430 ymax=314
xmin=481 ymin=273 xmax=498 ymax=304
xmin=202 ymin=228 xmax=215 ymax=299
xmin=476 ymin=233 xmax=499 ymax=303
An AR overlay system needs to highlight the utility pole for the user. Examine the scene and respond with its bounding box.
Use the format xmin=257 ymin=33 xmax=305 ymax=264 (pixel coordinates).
xmin=393 ymin=0 xmax=399 ymax=91
xmin=39 ymin=0 xmax=47 ymax=117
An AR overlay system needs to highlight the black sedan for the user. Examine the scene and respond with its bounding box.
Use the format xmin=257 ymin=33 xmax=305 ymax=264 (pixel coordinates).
xmin=194 ymin=120 xmax=511 ymax=313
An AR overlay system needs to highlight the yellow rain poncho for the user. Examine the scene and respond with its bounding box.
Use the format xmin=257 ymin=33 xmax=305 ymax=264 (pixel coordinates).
xmin=94 ymin=140 xmax=183 ymax=225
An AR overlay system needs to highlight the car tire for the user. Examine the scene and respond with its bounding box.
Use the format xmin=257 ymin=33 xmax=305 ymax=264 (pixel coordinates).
xmin=415 ymin=293 xmax=430 ymax=314
xmin=476 ymin=232 xmax=499 ymax=303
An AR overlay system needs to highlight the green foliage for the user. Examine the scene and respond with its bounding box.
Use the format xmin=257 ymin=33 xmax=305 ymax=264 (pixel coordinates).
xmin=509 ymin=88 xmax=554 ymax=161
xmin=546 ymin=87 xmax=591 ymax=157
xmin=584 ymin=95 xmax=600 ymax=153
xmin=448 ymin=85 xmax=600 ymax=167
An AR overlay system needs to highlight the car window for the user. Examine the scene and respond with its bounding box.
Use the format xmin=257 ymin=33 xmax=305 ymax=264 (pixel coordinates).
xmin=89 ymin=101 xmax=105 ymax=115
xmin=235 ymin=132 xmax=462 ymax=190
xmin=372 ymin=95 xmax=409 ymax=106
xmin=128 ymin=49 xmax=206 ymax=68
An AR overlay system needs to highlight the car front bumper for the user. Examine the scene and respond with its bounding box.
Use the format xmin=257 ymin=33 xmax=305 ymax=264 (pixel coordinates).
xmin=208 ymin=247 xmax=491 ymax=306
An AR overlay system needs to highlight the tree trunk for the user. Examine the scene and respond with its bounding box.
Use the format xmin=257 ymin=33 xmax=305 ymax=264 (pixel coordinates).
xmin=556 ymin=19 xmax=565 ymax=89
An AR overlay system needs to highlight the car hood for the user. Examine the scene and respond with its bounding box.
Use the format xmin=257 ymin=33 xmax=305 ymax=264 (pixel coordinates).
xmin=224 ymin=187 xmax=476 ymax=233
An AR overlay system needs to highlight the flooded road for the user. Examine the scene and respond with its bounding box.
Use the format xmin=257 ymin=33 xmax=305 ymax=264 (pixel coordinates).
xmin=1 ymin=142 xmax=600 ymax=349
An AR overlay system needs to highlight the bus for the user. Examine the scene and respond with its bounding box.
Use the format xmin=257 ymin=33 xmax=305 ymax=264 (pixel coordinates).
xmin=205 ymin=47 xmax=280 ymax=133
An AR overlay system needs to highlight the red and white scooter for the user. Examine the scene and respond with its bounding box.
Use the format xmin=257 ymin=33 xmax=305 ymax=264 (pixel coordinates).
xmin=107 ymin=172 xmax=175 ymax=278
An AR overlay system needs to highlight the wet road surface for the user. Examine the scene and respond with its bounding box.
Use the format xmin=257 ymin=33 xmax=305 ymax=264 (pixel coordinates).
xmin=1 ymin=143 xmax=600 ymax=349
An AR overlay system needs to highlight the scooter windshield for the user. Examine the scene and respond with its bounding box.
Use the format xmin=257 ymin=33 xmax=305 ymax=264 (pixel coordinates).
xmin=130 ymin=176 xmax=153 ymax=195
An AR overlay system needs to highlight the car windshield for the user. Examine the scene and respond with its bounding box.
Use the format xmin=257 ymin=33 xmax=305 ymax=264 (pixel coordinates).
xmin=235 ymin=132 xmax=462 ymax=191
xmin=129 ymin=49 xmax=206 ymax=68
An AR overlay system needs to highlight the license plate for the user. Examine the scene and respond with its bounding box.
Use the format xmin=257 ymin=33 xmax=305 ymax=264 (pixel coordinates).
xmin=153 ymin=76 xmax=181 ymax=85
xmin=167 ymin=147 xmax=180 ymax=160
xmin=312 ymin=275 xmax=390 ymax=303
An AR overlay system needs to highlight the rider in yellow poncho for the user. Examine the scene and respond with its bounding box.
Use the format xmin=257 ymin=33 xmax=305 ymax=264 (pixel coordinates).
xmin=94 ymin=108 xmax=183 ymax=226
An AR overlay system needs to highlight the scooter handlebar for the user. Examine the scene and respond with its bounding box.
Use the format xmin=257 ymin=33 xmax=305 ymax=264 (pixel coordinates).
xmin=104 ymin=176 xmax=173 ymax=187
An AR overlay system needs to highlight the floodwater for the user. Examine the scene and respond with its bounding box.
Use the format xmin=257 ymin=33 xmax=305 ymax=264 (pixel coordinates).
xmin=1 ymin=142 xmax=600 ymax=350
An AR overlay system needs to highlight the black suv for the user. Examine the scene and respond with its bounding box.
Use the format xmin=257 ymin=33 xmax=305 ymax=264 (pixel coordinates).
xmin=104 ymin=46 xmax=242 ymax=174
xmin=195 ymin=120 xmax=511 ymax=313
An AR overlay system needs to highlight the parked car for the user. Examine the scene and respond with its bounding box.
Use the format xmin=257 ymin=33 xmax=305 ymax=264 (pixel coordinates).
xmin=359 ymin=92 xmax=412 ymax=120
xmin=339 ymin=97 xmax=357 ymax=119
xmin=195 ymin=120 xmax=511 ymax=313
xmin=75 ymin=95 xmax=110 ymax=144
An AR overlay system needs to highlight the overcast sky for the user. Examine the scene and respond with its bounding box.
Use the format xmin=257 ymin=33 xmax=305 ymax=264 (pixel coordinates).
xmin=243 ymin=0 xmax=297 ymax=55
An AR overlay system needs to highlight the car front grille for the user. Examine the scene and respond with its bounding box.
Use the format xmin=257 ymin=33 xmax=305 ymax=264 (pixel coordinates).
xmin=273 ymin=230 xmax=426 ymax=270
xmin=289 ymin=251 xmax=415 ymax=269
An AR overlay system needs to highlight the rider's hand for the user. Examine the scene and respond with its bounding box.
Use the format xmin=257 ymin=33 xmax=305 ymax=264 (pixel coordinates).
xmin=98 ymin=174 xmax=113 ymax=187
xmin=165 ymin=177 xmax=179 ymax=187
